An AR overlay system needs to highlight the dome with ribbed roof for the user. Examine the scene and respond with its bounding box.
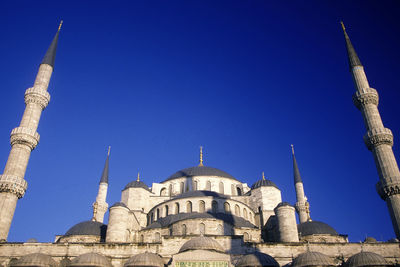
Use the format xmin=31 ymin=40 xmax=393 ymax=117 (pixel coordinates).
xmin=65 ymin=221 xmax=107 ymax=238
xmin=345 ymin=252 xmax=387 ymax=267
xmin=298 ymin=221 xmax=338 ymax=236
xmin=179 ymin=236 xmax=224 ymax=253
xmin=124 ymin=180 xmax=151 ymax=191
xmin=69 ymin=253 xmax=112 ymax=267
xmin=10 ymin=253 xmax=57 ymax=267
xmin=251 ymin=179 xmax=278 ymax=190
xmin=292 ymin=251 xmax=335 ymax=267
xmin=165 ymin=166 xmax=238 ymax=182
xmin=124 ymin=252 xmax=164 ymax=267
xmin=236 ymin=252 xmax=279 ymax=267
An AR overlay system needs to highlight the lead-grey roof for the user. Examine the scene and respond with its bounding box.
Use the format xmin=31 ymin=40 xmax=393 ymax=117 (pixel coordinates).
xmin=179 ymin=236 xmax=224 ymax=253
xmin=342 ymin=26 xmax=362 ymax=68
xmin=172 ymin=190 xmax=229 ymax=200
xmin=41 ymin=30 xmax=60 ymax=68
xmin=236 ymin=252 xmax=279 ymax=267
xmin=69 ymin=253 xmax=112 ymax=267
xmin=110 ymin=202 xmax=129 ymax=209
xmin=298 ymin=221 xmax=338 ymax=236
xmin=99 ymin=154 xmax=110 ymax=184
xmin=124 ymin=252 xmax=164 ymax=267
xmin=345 ymin=252 xmax=387 ymax=267
xmin=146 ymin=212 xmax=256 ymax=229
xmin=165 ymin=166 xmax=238 ymax=181
xmin=11 ymin=253 xmax=57 ymax=267
xmin=292 ymin=251 xmax=335 ymax=267
xmin=124 ymin=180 xmax=151 ymax=191
xmin=251 ymin=179 xmax=278 ymax=190
xmin=65 ymin=220 xmax=107 ymax=238
xmin=292 ymin=153 xmax=302 ymax=184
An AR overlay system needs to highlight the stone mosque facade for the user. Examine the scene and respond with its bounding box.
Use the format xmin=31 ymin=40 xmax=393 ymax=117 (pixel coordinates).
xmin=0 ymin=22 xmax=399 ymax=267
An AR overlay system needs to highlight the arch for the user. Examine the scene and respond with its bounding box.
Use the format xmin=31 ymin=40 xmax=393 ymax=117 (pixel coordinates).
xmin=243 ymin=208 xmax=248 ymax=219
xmin=217 ymin=224 xmax=223 ymax=235
xmin=180 ymin=182 xmax=184 ymax=193
xmin=219 ymin=181 xmax=224 ymax=194
xmin=165 ymin=205 xmax=169 ymax=216
xmin=156 ymin=208 xmax=160 ymax=219
xmin=186 ymin=201 xmax=192 ymax=213
xmin=199 ymin=200 xmax=205 ymax=213
xmin=182 ymin=224 xmax=187 ymax=236
xmin=224 ymin=202 xmax=231 ymax=213
xmin=150 ymin=213 xmax=154 ymax=223
xmin=212 ymin=200 xmax=218 ymax=213
xmin=155 ymin=232 xmax=161 ymax=242
xmin=236 ymin=186 xmax=242 ymax=196
xmin=169 ymin=183 xmax=173 ymax=196
xmin=199 ymin=223 xmax=205 ymax=235
xmin=175 ymin=202 xmax=180 ymax=214
xmin=258 ymin=206 xmax=263 ymax=227
xmin=193 ymin=180 xmax=198 ymax=191
xmin=243 ymin=232 xmax=249 ymax=242
xmin=206 ymin=180 xmax=211 ymax=190
xmin=160 ymin=187 xmax=167 ymax=196
xmin=235 ymin=204 xmax=240 ymax=216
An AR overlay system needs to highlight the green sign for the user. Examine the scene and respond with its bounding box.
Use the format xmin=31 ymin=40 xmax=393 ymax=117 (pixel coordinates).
xmin=175 ymin=261 xmax=228 ymax=267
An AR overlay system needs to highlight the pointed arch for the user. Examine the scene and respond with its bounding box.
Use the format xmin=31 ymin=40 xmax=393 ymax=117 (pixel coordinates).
xmin=199 ymin=200 xmax=205 ymax=213
xmin=219 ymin=181 xmax=224 ymax=194
xmin=186 ymin=201 xmax=192 ymax=213
xmin=206 ymin=180 xmax=211 ymax=190
xmin=212 ymin=200 xmax=218 ymax=213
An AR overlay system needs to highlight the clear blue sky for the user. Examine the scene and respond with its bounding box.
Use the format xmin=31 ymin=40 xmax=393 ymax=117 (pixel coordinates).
xmin=1 ymin=1 xmax=399 ymax=242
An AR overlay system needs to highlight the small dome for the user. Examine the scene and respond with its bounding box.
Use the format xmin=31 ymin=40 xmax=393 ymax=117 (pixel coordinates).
xmin=363 ymin=237 xmax=377 ymax=243
xmin=236 ymin=252 xmax=279 ymax=267
xmin=124 ymin=252 xmax=164 ymax=267
xmin=124 ymin=180 xmax=150 ymax=191
xmin=11 ymin=253 xmax=57 ymax=267
xmin=275 ymin=202 xmax=292 ymax=209
xmin=298 ymin=221 xmax=338 ymax=236
xmin=346 ymin=252 xmax=387 ymax=267
xmin=165 ymin=166 xmax=238 ymax=181
xmin=251 ymin=179 xmax=278 ymax=190
xmin=292 ymin=251 xmax=335 ymax=267
xmin=110 ymin=202 xmax=129 ymax=209
xmin=65 ymin=221 xmax=107 ymax=237
xmin=179 ymin=236 xmax=224 ymax=253
xmin=69 ymin=253 xmax=112 ymax=267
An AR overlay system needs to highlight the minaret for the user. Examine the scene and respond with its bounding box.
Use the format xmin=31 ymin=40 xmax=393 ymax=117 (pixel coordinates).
xmin=341 ymin=22 xmax=400 ymax=238
xmin=291 ymin=145 xmax=310 ymax=223
xmin=0 ymin=22 xmax=62 ymax=241
xmin=92 ymin=147 xmax=110 ymax=223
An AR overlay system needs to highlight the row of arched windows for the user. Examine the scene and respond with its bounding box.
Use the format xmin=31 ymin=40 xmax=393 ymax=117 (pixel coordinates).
xmin=161 ymin=181 xmax=244 ymax=196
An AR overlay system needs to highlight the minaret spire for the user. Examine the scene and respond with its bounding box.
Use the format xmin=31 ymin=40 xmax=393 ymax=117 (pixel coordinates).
xmin=291 ymin=145 xmax=311 ymax=223
xmin=0 ymin=24 xmax=61 ymax=241
xmin=199 ymin=146 xmax=204 ymax=167
xmin=92 ymin=147 xmax=110 ymax=223
xmin=343 ymin=24 xmax=400 ymax=238
xmin=341 ymin=21 xmax=362 ymax=69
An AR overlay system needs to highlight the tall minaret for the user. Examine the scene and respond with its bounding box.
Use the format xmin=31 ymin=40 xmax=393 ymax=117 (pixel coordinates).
xmin=341 ymin=22 xmax=400 ymax=238
xmin=92 ymin=147 xmax=110 ymax=223
xmin=291 ymin=145 xmax=310 ymax=223
xmin=0 ymin=22 xmax=62 ymax=241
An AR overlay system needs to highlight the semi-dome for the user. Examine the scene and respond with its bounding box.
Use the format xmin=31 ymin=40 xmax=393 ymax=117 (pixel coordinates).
xmin=124 ymin=252 xmax=164 ymax=267
xmin=69 ymin=252 xmax=112 ymax=267
xmin=345 ymin=252 xmax=387 ymax=267
xmin=236 ymin=252 xmax=279 ymax=267
xmin=124 ymin=180 xmax=150 ymax=191
xmin=292 ymin=251 xmax=335 ymax=267
xmin=10 ymin=253 xmax=57 ymax=267
xmin=165 ymin=166 xmax=238 ymax=181
xmin=251 ymin=179 xmax=278 ymax=190
xmin=179 ymin=236 xmax=224 ymax=253
xmin=65 ymin=221 xmax=107 ymax=237
xmin=298 ymin=221 xmax=338 ymax=236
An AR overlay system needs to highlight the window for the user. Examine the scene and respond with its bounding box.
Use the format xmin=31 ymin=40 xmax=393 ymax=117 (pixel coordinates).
xmin=160 ymin=187 xmax=167 ymax=196
xmin=243 ymin=232 xmax=249 ymax=242
xmin=140 ymin=234 xmax=144 ymax=243
xmin=243 ymin=208 xmax=248 ymax=219
xmin=182 ymin=224 xmax=187 ymax=236
xmin=193 ymin=180 xmax=198 ymax=191
xmin=199 ymin=200 xmax=205 ymax=213
xmin=219 ymin=182 xmax=224 ymax=194
xmin=156 ymin=208 xmax=160 ymax=219
xmin=150 ymin=213 xmax=154 ymax=223
xmin=236 ymin=186 xmax=242 ymax=196
xmin=235 ymin=204 xmax=240 ymax=216
xmin=212 ymin=201 xmax=218 ymax=213
xmin=206 ymin=180 xmax=211 ymax=190
xmin=224 ymin=202 xmax=231 ymax=213
xmin=175 ymin=203 xmax=180 ymax=214
xmin=180 ymin=182 xmax=184 ymax=193
xmin=165 ymin=205 xmax=169 ymax=216
xmin=186 ymin=201 xmax=192 ymax=213
xmin=169 ymin=184 xmax=173 ymax=196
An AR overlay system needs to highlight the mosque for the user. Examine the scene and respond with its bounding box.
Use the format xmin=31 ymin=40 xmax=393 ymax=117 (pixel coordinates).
xmin=0 ymin=22 xmax=399 ymax=267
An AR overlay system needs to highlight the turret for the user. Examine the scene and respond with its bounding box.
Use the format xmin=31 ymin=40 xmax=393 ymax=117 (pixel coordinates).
xmin=291 ymin=145 xmax=310 ymax=223
xmin=106 ymin=202 xmax=130 ymax=243
xmin=92 ymin=147 xmax=110 ymax=223
xmin=341 ymin=22 xmax=400 ymax=238
xmin=274 ymin=202 xmax=299 ymax=242
xmin=0 ymin=22 xmax=62 ymax=241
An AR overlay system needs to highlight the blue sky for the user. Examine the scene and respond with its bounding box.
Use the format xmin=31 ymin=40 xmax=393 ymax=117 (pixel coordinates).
xmin=0 ymin=1 xmax=399 ymax=242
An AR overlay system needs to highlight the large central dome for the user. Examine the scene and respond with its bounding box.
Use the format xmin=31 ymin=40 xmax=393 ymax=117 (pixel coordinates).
xmin=164 ymin=165 xmax=238 ymax=182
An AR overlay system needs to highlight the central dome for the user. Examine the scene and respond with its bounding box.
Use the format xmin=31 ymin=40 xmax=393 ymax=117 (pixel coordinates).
xmin=165 ymin=166 xmax=238 ymax=181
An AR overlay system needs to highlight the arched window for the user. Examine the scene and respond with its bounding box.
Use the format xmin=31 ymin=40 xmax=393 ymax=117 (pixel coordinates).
xmin=199 ymin=223 xmax=205 ymax=235
xmin=160 ymin=187 xmax=167 ymax=196
xmin=186 ymin=201 xmax=192 ymax=213
xmin=199 ymin=200 xmax=205 ymax=213
xmin=193 ymin=180 xmax=198 ymax=191
xmin=156 ymin=208 xmax=160 ymax=219
xmin=235 ymin=204 xmax=240 ymax=216
xmin=206 ymin=180 xmax=211 ymax=190
xmin=165 ymin=205 xmax=169 ymax=216
xmin=243 ymin=232 xmax=249 ymax=242
xmin=150 ymin=213 xmax=154 ymax=223
xmin=182 ymin=224 xmax=187 ymax=236
xmin=155 ymin=232 xmax=161 ymax=242
xmin=219 ymin=181 xmax=224 ymax=194
xmin=217 ymin=224 xmax=223 ymax=235
xmin=175 ymin=202 xmax=180 ymax=214
xmin=243 ymin=208 xmax=248 ymax=219
xmin=258 ymin=207 xmax=263 ymax=227
xmin=180 ymin=182 xmax=184 ymax=193
xmin=169 ymin=184 xmax=173 ymax=196
xmin=212 ymin=201 xmax=218 ymax=213
xmin=224 ymin=202 xmax=231 ymax=213
xmin=237 ymin=186 xmax=242 ymax=196
xmin=231 ymin=184 xmax=236 ymax=195
xmin=140 ymin=234 xmax=144 ymax=243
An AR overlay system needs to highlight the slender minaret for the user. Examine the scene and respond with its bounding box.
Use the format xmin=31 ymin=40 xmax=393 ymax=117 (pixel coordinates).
xmin=291 ymin=145 xmax=310 ymax=223
xmin=0 ymin=22 xmax=62 ymax=241
xmin=92 ymin=147 xmax=110 ymax=223
xmin=341 ymin=22 xmax=400 ymax=238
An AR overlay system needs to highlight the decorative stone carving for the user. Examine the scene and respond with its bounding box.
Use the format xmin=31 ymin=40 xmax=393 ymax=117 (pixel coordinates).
xmin=353 ymin=88 xmax=379 ymax=110
xmin=24 ymin=87 xmax=51 ymax=109
xmin=10 ymin=127 xmax=40 ymax=150
xmin=363 ymin=128 xmax=393 ymax=150
xmin=376 ymin=180 xmax=400 ymax=200
xmin=0 ymin=174 xmax=28 ymax=198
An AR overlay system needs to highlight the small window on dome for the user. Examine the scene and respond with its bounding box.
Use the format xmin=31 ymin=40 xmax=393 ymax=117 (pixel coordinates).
xmin=224 ymin=202 xmax=231 ymax=213
xmin=206 ymin=181 xmax=211 ymax=190
xmin=186 ymin=201 xmax=192 ymax=213
xmin=199 ymin=200 xmax=205 ymax=213
xmin=212 ymin=200 xmax=218 ymax=213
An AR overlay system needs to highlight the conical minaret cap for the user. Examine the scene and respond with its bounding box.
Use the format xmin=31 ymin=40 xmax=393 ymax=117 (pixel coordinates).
xmin=291 ymin=145 xmax=302 ymax=184
xmin=41 ymin=21 xmax=62 ymax=68
xmin=341 ymin=22 xmax=362 ymax=69
xmin=99 ymin=147 xmax=110 ymax=184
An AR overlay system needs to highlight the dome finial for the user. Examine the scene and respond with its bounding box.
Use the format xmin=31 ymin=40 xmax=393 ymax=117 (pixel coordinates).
xmin=107 ymin=146 xmax=111 ymax=156
xmin=137 ymin=172 xmax=140 ymax=182
xmin=58 ymin=20 xmax=63 ymax=31
xmin=291 ymin=144 xmax=295 ymax=155
xmin=262 ymin=172 xmax=266 ymax=180
xmin=199 ymin=146 xmax=204 ymax=166
xmin=340 ymin=21 xmax=346 ymax=32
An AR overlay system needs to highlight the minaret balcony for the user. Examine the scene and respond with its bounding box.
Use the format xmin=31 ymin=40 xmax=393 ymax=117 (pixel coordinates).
xmin=10 ymin=127 xmax=40 ymax=150
xmin=376 ymin=180 xmax=400 ymax=200
xmin=24 ymin=87 xmax=51 ymax=109
xmin=0 ymin=174 xmax=28 ymax=198
xmin=353 ymin=88 xmax=379 ymax=110
xmin=363 ymin=127 xmax=393 ymax=150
